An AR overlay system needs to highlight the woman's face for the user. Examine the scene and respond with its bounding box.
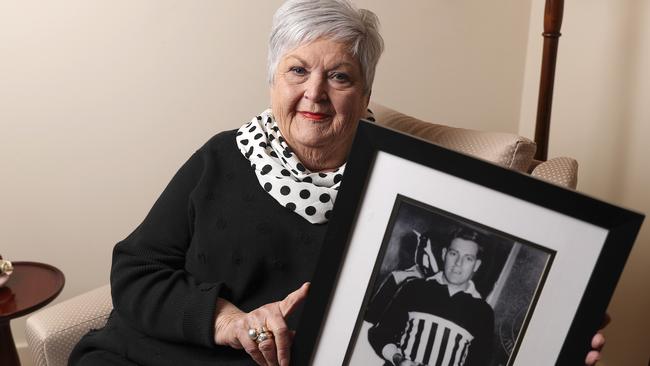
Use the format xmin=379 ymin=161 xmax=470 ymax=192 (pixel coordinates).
xmin=270 ymin=38 xmax=369 ymax=171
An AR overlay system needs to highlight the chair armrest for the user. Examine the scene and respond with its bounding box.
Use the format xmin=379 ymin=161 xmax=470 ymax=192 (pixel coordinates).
xmin=530 ymin=157 xmax=579 ymax=189
xmin=26 ymin=284 xmax=113 ymax=366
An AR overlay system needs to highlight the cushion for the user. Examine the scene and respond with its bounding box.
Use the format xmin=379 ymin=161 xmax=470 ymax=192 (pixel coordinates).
xmin=369 ymin=101 xmax=536 ymax=173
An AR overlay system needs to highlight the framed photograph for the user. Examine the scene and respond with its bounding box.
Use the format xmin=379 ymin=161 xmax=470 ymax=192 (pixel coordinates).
xmin=292 ymin=121 xmax=644 ymax=366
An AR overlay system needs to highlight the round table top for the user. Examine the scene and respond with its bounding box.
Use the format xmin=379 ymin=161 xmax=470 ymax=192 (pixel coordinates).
xmin=0 ymin=261 xmax=65 ymax=321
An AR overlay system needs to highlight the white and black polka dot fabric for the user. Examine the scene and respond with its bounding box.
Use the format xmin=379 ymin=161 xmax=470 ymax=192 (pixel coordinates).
xmin=236 ymin=109 xmax=373 ymax=224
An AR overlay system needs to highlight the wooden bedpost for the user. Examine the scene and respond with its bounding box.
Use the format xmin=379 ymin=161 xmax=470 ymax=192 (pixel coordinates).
xmin=534 ymin=0 xmax=564 ymax=161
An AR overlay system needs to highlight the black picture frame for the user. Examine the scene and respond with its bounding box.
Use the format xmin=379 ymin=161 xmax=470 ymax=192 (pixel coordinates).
xmin=292 ymin=121 xmax=644 ymax=365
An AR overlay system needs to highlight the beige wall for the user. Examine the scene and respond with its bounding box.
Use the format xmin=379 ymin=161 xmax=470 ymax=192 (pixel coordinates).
xmin=2 ymin=0 xmax=534 ymax=359
xmin=361 ymin=0 xmax=532 ymax=132
xmin=520 ymin=1 xmax=650 ymax=365
xmin=0 ymin=0 xmax=279 ymax=349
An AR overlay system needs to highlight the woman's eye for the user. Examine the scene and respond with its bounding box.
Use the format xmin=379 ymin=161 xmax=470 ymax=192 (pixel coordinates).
xmin=289 ymin=66 xmax=307 ymax=75
xmin=330 ymin=72 xmax=350 ymax=83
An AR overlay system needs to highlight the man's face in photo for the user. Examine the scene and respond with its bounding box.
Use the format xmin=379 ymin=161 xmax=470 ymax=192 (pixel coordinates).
xmin=442 ymin=237 xmax=482 ymax=287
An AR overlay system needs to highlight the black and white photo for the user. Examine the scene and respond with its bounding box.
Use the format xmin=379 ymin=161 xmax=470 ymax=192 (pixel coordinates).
xmin=345 ymin=195 xmax=553 ymax=366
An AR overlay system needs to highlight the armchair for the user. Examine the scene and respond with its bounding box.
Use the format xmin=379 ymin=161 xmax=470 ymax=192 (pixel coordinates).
xmin=25 ymin=102 xmax=577 ymax=366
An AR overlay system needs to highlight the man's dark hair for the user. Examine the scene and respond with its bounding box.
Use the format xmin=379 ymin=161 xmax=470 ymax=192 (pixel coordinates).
xmin=447 ymin=227 xmax=486 ymax=260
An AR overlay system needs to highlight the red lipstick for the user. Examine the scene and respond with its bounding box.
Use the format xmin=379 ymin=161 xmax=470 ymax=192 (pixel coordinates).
xmin=299 ymin=111 xmax=330 ymax=121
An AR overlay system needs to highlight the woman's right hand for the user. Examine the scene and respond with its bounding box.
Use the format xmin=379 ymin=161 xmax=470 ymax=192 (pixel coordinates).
xmin=213 ymin=282 xmax=310 ymax=366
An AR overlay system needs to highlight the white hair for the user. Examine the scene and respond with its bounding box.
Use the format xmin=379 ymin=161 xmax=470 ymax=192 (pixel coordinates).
xmin=268 ymin=0 xmax=384 ymax=94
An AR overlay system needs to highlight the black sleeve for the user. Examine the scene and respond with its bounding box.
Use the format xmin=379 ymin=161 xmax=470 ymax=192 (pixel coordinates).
xmin=367 ymin=281 xmax=413 ymax=359
xmin=110 ymin=147 xmax=225 ymax=348
xmin=365 ymin=274 xmax=400 ymax=325
xmin=466 ymin=304 xmax=495 ymax=366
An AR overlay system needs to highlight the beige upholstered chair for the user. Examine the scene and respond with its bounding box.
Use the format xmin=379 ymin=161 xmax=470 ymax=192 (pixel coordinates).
xmin=25 ymin=102 xmax=578 ymax=366
xmin=368 ymin=103 xmax=578 ymax=188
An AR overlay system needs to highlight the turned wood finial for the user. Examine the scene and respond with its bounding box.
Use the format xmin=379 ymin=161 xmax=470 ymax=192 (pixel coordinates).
xmin=544 ymin=0 xmax=564 ymax=36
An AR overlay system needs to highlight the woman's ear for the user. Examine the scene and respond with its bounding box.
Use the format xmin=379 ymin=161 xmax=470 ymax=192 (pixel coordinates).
xmin=362 ymin=89 xmax=371 ymax=109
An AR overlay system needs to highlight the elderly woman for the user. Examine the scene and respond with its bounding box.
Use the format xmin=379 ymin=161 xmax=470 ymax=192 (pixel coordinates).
xmin=68 ymin=1 xmax=605 ymax=365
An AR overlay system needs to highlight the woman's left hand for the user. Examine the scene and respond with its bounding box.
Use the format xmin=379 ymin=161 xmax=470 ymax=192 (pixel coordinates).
xmin=213 ymin=282 xmax=310 ymax=366
xmin=585 ymin=332 xmax=605 ymax=365
xmin=585 ymin=314 xmax=610 ymax=365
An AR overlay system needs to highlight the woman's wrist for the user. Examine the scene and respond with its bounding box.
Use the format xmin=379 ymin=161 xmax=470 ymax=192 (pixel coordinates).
xmin=213 ymin=297 xmax=244 ymax=345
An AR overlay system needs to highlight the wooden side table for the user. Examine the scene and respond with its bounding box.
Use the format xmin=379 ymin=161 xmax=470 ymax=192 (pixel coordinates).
xmin=0 ymin=262 xmax=65 ymax=366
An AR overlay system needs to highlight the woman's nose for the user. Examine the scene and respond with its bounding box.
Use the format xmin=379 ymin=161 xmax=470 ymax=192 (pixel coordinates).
xmin=303 ymin=76 xmax=328 ymax=102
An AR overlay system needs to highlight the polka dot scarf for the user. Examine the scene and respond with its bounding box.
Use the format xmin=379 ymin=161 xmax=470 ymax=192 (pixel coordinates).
xmin=235 ymin=109 xmax=374 ymax=224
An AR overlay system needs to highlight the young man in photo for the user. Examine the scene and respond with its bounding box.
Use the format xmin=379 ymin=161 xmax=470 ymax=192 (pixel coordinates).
xmin=367 ymin=228 xmax=494 ymax=366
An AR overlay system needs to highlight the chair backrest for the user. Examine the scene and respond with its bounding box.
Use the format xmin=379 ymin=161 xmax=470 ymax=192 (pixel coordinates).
xmin=370 ymin=101 xmax=536 ymax=173
xmin=369 ymin=101 xmax=578 ymax=189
